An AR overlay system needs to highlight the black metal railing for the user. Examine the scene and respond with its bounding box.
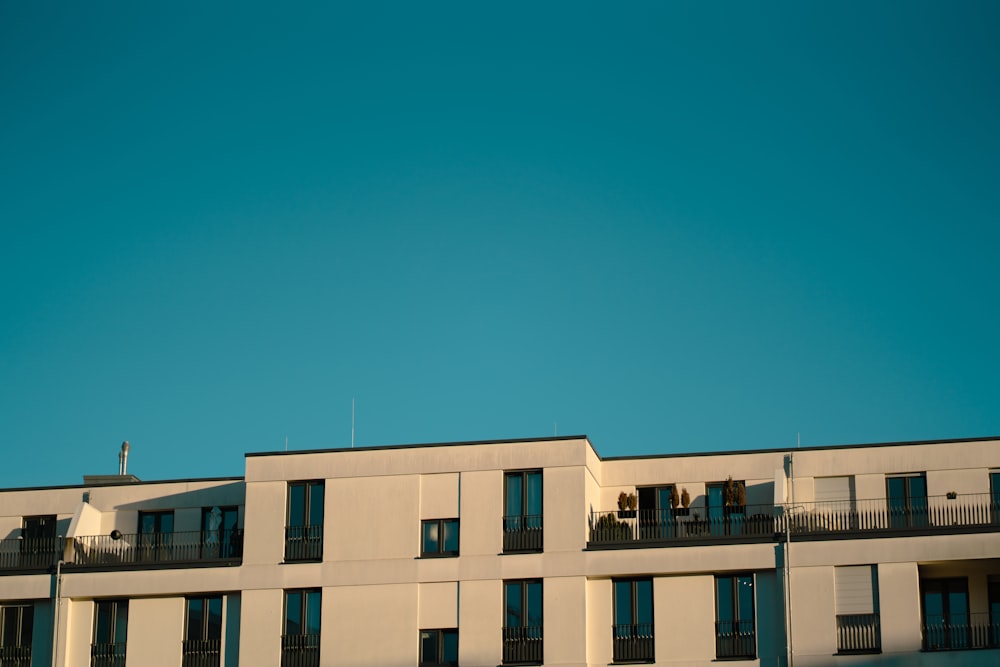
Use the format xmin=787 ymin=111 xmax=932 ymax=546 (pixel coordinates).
xmin=281 ymin=633 xmax=320 ymax=667
xmin=588 ymin=494 xmax=1000 ymax=547
xmin=0 ymin=645 xmax=32 ymax=667
xmin=715 ymin=620 xmax=755 ymax=659
xmin=0 ymin=537 xmax=63 ymax=570
xmin=922 ymin=613 xmax=1000 ymax=651
xmin=73 ymin=529 xmax=242 ymax=566
xmin=502 ymin=625 xmax=543 ymax=664
xmin=182 ymin=638 xmax=221 ymax=667
xmin=503 ymin=515 xmax=543 ymax=552
xmin=837 ymin=613 xmax=881 ymax=653
xmin=612 ymin=623 xmax=654 ymax=663
xmin=90 ymin=642 xmax=127 ymax=667
xmin=284 ymin=525 xmax=323 ymax=562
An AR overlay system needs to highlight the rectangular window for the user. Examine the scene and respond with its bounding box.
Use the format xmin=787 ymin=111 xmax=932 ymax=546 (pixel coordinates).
xmin=421 ymin=519 xmax=459 ymax=557
xmin=91 ymin=600 xmax=128 ymax=667
xmin=419 ymin=629 xmax=458 ymax=667
xmin=638 ymin=486 xmax=676 ymax=539
xmin=503 ymin=470 xmax=543 ymax=553
xmin=612 ymin=578 xmax=653 ymax=663
xmin=989 ymin=577 xmax=1000 ymax=648
xmin=20 ymin=515 xmax=59 ymax=568
xmin=715 ymin=574 xmax=755 ymax=659
xmin=286 ymin=481 xmax=324 ymax=562
xmin=183 ymin=596 xmax=223 ymax=667
xmin=707 ymin=480 xmax=746 ymax=536
xmin=202 ymin=506 xmax=241 ymax=559
xmin=991 ymin=472 xmax=1000 ymax=524
xmin=921 ymin=578 xmax=969 ymax=650
xmin=835 ymin=566 xmax=881 ymax=654
xmin=0 ymin=604 xmax=33 ymax=666
xmin=282 ymin=590 xmax=321 ymax=667
xmin=137 ymin=510 xmax=174 ymax=562
xmin=886 ymin=474 xmax=928 ymax=529
xmin=503 ymin=580 xmax=543 ymax=665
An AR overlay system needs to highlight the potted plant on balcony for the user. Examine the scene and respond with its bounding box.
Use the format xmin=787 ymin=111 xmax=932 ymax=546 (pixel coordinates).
xmin=670 ymin=486 xmax=689 ymax=517
xmin=594 ymin=512 xmax=633 ymax=542
xmin=617 ymin=491 xmax=637 ymax=518
xmin=723 ymin=476 xmax=746 ymax=515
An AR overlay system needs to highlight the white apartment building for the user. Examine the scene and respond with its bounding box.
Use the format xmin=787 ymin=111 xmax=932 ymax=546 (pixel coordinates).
xmin=1 ymin=435 xmax=998 ymax=667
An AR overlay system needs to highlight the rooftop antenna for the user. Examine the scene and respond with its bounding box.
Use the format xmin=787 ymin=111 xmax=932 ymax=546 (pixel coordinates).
xmin=118 ymin=441 xmax=130 ymax=475
xmin=797 ymin=432 xmax=801 ymax=448
xmin=285 ymin=436 xmax=288 ymax=452
xmin=351 ymin=398 xmax=355 ymax=448
xmin=554 ymin=421 xmax=557 ymax=436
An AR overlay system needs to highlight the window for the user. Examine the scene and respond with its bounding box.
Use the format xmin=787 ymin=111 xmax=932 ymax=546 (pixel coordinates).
xmin=991 ymin=472 xmax=1000 ymax=524
xmin=886 ymin=474 xmax=927 ymax=529
xmin=183 ymin=596 xmax=222 ymax=667
xmin=612 ymin=578 xmax=653 ymax=663
xmin=638 ymin=486 xmax=676 ymax=539
xmin=715 ymin=574 xmax=755 ymax=659
xmin=707 ymin=480 xmax=746 ymax=536
xmin=503 ymin=470 xmax=542 ymax=552
xmin=503 ymin=580 xmax=542 ymax=665
xmin=921 ymin=578 xmax=969 ymax=650
xmin=989 ymin=577 xmax=1000 ymax=648
xmin=286 ymin=481 xmax=324 ymax=562
xmin=137 ymin=510 xmax=174 ymax=562
xmin=202 ymin=506 xmax=241 ymax=559
xmin=835 ymin=566 xmax=880 ymax=654
xmin=421 ymin=519 xmax=459 ymax=557
xmin=0 ymin=604 xmax=33 ymax=666
xmin=282 ymin=589 xmax=321 ymax=667
xmin=419 ymin=629 xmax=458 ymax=667
xmin=20 ymin=515 xmax=58 ymax=568
xmin=91 ymin=600 xmax=128 ymax=667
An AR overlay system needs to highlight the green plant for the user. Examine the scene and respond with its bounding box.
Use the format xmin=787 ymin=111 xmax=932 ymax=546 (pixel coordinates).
xmin=594 ymin=513 xmax=633 ymax=542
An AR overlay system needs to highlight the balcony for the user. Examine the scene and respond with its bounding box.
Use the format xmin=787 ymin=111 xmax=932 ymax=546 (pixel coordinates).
xmin=71 ymin=529 xmax=243 ymax=568
xmin=587 ymin=493 xmax=1000 ymax=548
xmin=715 ymin=620 xmax=756 ymax=660
xmin=182 ymin=639 xmax=221 ymax=667
xmin=612 ymin=623 xmax=654 ymax=663
xmin=284 ymin=525 xmax=323 ymax=562
xmin=0 ymin=645 xmax=31 ymax=667
xmin=922 ymin=613 xmax=1000 ymax=651
xmin=281 ymin=633 xmax=320 ymax=667
xmin=90 ymin=642 xmax=127 ymax=667
xmin=837 ymin=613 xmax=881 ymax=654
xmin=0 ymin=537 xmax=62 ymax=572
xmin=503 ymin=515 xmax=543 ymax=553
xmin=502 ymin=626 xmax=543 ymax=665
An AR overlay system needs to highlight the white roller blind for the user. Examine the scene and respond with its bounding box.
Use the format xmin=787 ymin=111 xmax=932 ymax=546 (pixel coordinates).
xmin=815 ymin=476 xmax=854 ymax=503
xmin=836 ymin=565 xmax=875 ymax=614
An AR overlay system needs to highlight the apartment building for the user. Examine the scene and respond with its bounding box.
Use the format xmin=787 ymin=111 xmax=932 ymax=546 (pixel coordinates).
xmin=1 ymin=435 xmax=998 ymax=666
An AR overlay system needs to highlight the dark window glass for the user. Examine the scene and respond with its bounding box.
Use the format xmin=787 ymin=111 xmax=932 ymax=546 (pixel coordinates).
xmin=503 ymin=470 xmax=543 ymax=552
xmin=887 ymin=474 xmax=928 ymax=528
xmin=613 ymin=579 xmax=654 ymax=662
xmin=419 ymin=629 xmax=458 ymax=666
xmin=421 ymin=519 xmax=459 ymax=557
xmin=286 ymin=481 xmax=324 ymax=561
xmin=284 ymin=589 xmax=321 ymax=637
xmin=93 ymin=600 xmax=128 ymax=644
xmin=922 ymin=578 xmax=970 ymax=650
xmin=1 ymin=605 xmax=33 ymax=648
xmin=715 ymin=574 xmax=755 ymax=659
xmin=186 ymin=596 xmax=223 ymax=641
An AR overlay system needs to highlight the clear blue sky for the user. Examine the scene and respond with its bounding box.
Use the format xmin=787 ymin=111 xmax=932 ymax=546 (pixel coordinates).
xmin=2 ymin=2 xmax=998 ymax=488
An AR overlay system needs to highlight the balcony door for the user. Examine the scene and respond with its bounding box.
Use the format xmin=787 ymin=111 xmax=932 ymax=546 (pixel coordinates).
xmin=638 ymin=486 xmax=675 ymax=540
xmin=922 ymin=578 xmax=969 ymax=650
xmin=887 ymin=475 xmax=927 ymax=529
xmin=138 ymin=511 xmax=174 ymax=562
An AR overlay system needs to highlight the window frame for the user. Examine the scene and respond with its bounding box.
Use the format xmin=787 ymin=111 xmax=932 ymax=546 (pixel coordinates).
xmin=91 ymin=599 xmax=128 ymax=667
xmin=503 ymin=579 xmax=543 ymax=665
xmin=886 ymin=473 xmax=928 ymax=528
xmin=0 ymin=603 xmax=33 ymax=650
xmin=612 ymin=577 xmax=654 ymax=663
xmin=503 ymin=470 xmax=543 ymax=553
xmin=420 ymin=518 xmax=459 ymax=558
xmin=285 ymin=480 xmax=325 ymax=562
xmin=419 ymin=628 xmax=458 ymax=667
xmin=714 ymin=573 xmax=756 ymax=660
xmin=921 ymin=577 xmax=970 ymax=650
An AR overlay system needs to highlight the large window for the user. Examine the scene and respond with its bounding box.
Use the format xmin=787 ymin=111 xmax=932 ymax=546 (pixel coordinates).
xmin=921 ymin=578 xmax=969 ymax=650
xmin=421 ymin=519 xmax=459 ymax=557
xmin=638 ymin=486 xmax=676 ymax=539
xmin=835 ymin=566 xmax=880 ymax=654
xmin=990 ymin=577 xmax=1000 ymax=648
xmin=612 ymin=578 xmax=653 ymax=663
xmin=282 ymin=589 xmax=321 ymax=667
xmin=715 ymin=574 xmax=755 ymax=659
xmin=20 ymin=515 xmax=59 ymax=568
xmin=503 ymin=580 xmax=542 ymax=665
xmin=503 ymin=470 xmax=542 ymax=553
xmin=183 ymin=596 xmax=223 ymax=667
xmin=202 ymin=506 xmax=241 ymax=559
xmin=91 ymin=600 xmax=128 ymax=667
xmin=0 ymin=604 xmax=32 ymax=667
xmin=419 ymin=629 xmax=458 ymax=667
xmin=286 ymin=481 xmax=324 ymax=562
xmin=886 ymin=474 xmax=927 ymax=529
xmin=991 ymin=472 xmax=1000 ymax=524
xmin=137 ymin=510 xmax=174 ymax=562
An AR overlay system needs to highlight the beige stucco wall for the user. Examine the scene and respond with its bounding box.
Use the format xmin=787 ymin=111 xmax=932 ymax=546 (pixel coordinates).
xmin=126 ymin=596 xmax=184 ymax=665
xmin=656 ymin=575 xmax=716 ymax=663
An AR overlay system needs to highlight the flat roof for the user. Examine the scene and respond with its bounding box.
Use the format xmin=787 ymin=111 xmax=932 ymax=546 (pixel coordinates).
xmin=0 ymin=476 xmax=244 ymax=494
xmin=245 ymin=434 xmax=591 ymax=458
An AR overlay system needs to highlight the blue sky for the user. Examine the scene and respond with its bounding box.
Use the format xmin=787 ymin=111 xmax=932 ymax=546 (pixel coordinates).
xmin=2 ymin=3 xmax=998 ymax=488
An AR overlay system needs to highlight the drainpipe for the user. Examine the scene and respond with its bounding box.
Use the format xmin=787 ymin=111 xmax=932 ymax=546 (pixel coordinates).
xmin=51 ymin=558 xmax=65 ymax=667
xmin=785 ymin=452 xmax=794 ymax=667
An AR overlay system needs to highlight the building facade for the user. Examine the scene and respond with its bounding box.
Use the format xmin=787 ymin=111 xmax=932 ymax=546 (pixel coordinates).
xmin=1 ymin=435 xmax=999 ymax=666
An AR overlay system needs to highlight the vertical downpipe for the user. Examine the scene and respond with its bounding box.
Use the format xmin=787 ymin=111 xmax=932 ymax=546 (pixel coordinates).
xmin=51 ymin=558 xmax=64 ymax=667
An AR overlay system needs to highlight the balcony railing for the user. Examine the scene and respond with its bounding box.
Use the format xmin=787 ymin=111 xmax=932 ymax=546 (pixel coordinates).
xmin=281 ymin=633 xmax=320 ymax=667
xmin=90 ymin=642 xmax=127 ymax=667
xmin=284 ymin=525 xmax=323 ymax=562
xmin=0 ymin=645 xmax=32 ymax=667
xmin=922 ymin=613 xmax=1000 ymax=651
xmin=588 ymin=494 xmax=1000 ymax=547
xmin=0 ymin=537 xmax=62 ymax=571
xmin=612 ymin=623 xmax=654 ymax=663
xmin=503 ymin=515 xmax=543 ymax=553
xmin=716 ymin=620 xmax=756 ymax=659
xmin=502 ymin=625 xmax=543 ymax=665
xmin=182 ymin=638 xmax=221 ymax=667
xmin=72 ymin=529 xmax=242 ymax=567
xmin=837 ymin=613 xmax=881 ymax=654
